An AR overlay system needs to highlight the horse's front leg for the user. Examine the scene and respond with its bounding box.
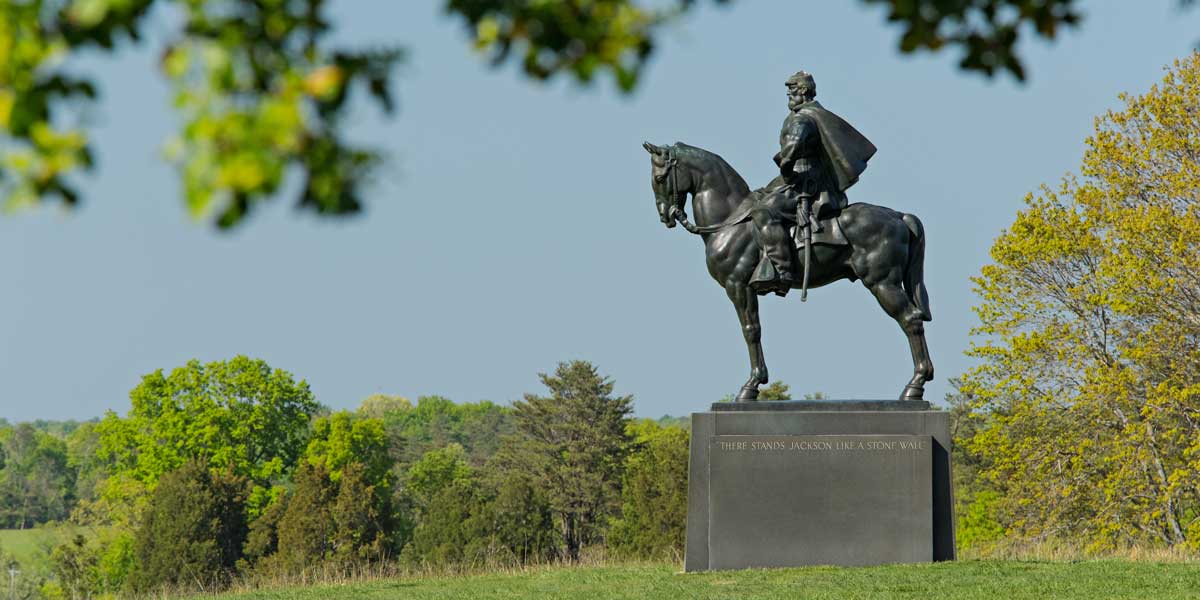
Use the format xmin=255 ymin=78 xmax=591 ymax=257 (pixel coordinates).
xmin=727 ymin=283 xmax=768 ymax=401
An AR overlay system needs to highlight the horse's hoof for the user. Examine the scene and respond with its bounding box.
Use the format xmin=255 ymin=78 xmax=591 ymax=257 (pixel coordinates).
xmin=900 ymin=384 xmax=924 ymax=401
xmin=736 ymin=388 xmax=759 ymax=402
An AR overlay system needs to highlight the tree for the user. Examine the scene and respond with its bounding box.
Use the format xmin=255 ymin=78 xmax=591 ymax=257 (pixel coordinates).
xmin=481 ymin=471 xmax=559 ymax=565
xmin=129 ymin=460 xmax=248 ymax=593
xmin=239 ymin=411 xmax=404 ymax=575
xmin=65 ymin=422 xmax=107 ymax=505
xmin=379 ymin=396 xmax=513 ymax=467
xmin=758 ymin=381 xmax=791 ymax=401
xmin=608 ymin=419 xmax=689 ymax=559
xmin=357 ymin=394 xmax=411 ymax=419
xmin=300 ymin=411 xmax=397 ymax=562
xmin=330 ymin=462 xmax=391 ymax=563
xmin=497 ymin=360 xmax=633 ymax=560
xmin=241 ymin=490 xmax=287 ymax=567
xmin=4 ymin=0 xmax=1154 ymax=227
xmin=52 ymin=527 xmax=138 ymax=596
xmin=269 ymin=461 xmax=336 ymax=573
xmin=50 ymin=534 xmax=101 ymax=599
xmin=404 ymin=444 xmax=473 ymax=514
xmin=961 ymin=53 xmax=1200 ymax=550
xmin=399 ymin=445 xmax=480 ymax=566
xmin=399 ymin=445 xmax=557 ymax=567
xmin=304 ymin=411 xmax=392 ymax=490
xmin=860 ymin=0 xmax=1083 ymax=81
xmin=94 ymin=356 xmax=321 ymax=518
xmin=0 ymin=423 xmax=74 ymax=528
xmin=0 ymin=0 xmax=401 ymax=227
xmin=943 ymin=379 xmax=1004 ymax=551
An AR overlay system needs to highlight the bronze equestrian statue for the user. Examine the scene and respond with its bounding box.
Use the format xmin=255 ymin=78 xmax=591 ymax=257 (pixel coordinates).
xmin=643 ymin=71 xmax=934 ymax=401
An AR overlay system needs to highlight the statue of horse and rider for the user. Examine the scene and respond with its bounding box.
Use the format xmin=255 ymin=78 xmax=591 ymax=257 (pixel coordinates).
xmin=643 ymin=70 xmax=934 ymax=401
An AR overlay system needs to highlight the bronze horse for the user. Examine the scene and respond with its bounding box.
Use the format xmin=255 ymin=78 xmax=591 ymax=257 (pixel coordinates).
xmin=644 ymin=141 xmax=934 ymax=401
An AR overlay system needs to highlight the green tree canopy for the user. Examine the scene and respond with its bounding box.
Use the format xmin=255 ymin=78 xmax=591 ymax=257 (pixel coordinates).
xmin=304 ymin=411 xmax=391 ymax=488
xmin=0 ymin=422 xmax=74 ymax=528
xmin=377 ymin=396 xmax=512 ymax=467
xmin=961 ymin=53 xmax=1200 ymax=550
xmin=94 ymin=356 xmax=321 ymax=518
xmin=65 ymin=421 xmax=106 ymax=505
xmin=404 ymin=443 xmax=473 ymax=514
xmin=356 ymin=394 xmax=412 ymax=419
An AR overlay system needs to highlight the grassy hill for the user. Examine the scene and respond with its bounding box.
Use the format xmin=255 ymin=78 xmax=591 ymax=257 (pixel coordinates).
xmin=0 ymin=526 xmax=80 ymax=570
xmin=211 ymin=560 xmax=1200 ymax=600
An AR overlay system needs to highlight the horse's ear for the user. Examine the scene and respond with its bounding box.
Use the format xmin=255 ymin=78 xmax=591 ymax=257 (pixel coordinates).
xmin=642 ymin=141 xmax=660 ymax=155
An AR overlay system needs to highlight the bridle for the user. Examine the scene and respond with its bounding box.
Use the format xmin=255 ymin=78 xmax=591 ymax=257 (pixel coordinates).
xmin=659 ymin=147 xmax=684 ymax=221
xmin=658 ymin=146 xmax=748 ymax=236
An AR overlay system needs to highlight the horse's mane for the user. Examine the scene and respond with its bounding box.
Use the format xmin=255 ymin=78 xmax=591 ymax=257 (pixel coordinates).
xmin=672 ymin=142 xmax=752 ymax=198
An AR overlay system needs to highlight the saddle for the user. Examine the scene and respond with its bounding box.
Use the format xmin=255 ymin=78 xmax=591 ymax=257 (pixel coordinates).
xmin=786 ymin=210 xmax=848 ymax=249
xmin=750 ymin=209 xmax=849 ymax=297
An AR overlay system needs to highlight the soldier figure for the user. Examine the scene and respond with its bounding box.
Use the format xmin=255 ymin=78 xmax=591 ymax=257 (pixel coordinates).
xmin=749 ymin=71 xmax=877 ymax=297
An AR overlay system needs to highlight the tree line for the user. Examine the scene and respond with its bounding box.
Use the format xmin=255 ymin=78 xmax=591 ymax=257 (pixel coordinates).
xmin=1 ymin=356 xmax=688 ymax=597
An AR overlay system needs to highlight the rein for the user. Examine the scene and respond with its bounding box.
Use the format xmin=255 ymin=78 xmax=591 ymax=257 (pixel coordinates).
xmin=663 ymin=147 xmax=752 ymax=235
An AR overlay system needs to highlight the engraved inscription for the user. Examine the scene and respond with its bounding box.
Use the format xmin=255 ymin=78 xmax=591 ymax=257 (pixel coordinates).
xmin=715 ymin=437 xmax=927 ymax=452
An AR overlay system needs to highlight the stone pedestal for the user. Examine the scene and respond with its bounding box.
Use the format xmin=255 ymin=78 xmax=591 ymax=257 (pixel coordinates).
xmin=684 ymin=400 xmax=955 ymax=571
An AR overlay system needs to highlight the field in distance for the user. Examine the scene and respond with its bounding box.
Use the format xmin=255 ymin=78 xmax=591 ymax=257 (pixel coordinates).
xmin=0 ymin=525 xmax=85 ymax=569
xmin=212 ymin=560 xmax=1199 ymax=600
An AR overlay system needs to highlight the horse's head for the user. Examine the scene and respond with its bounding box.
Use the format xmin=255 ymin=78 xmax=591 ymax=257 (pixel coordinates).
xmin=643 ymin=141 xmax=688 ymax=229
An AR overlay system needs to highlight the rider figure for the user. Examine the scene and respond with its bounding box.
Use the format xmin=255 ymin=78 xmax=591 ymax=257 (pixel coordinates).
xmin=750 ymin=71 xmax=877 ymax=296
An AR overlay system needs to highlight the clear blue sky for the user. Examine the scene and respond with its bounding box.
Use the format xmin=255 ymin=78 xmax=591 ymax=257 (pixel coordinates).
xmin=3 ymin=2 xmax=1198 ymax=421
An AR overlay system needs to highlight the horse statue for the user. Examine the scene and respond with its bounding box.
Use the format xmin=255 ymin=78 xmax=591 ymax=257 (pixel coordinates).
xmin=643 ymin=141 xmax=934 ymax=401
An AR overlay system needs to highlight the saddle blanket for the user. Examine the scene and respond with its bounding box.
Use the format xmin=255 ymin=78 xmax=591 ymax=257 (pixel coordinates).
xmin=791 ymin=214 xmax=847 ymax=249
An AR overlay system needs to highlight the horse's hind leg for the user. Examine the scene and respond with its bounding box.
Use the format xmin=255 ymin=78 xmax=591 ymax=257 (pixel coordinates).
xmin=727 ymin=283 xmax=767 ymax=401
xmin=868 ymin=277 xmax=935 ymax=400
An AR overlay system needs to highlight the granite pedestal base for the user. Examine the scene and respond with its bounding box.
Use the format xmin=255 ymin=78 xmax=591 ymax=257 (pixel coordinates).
xmin=684 ymin=400 xmax=955 ymax=571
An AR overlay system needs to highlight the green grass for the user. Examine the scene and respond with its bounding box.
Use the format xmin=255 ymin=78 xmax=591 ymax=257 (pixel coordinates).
xmin=211 ymin=560 xmax=1200 ymax=600
xmin=0 ymin=525 xmax=81 ymax=571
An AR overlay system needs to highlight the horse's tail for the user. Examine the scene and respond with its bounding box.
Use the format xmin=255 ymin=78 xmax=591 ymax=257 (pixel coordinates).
xmin=901 ymin=213 xmax=933 ymax=322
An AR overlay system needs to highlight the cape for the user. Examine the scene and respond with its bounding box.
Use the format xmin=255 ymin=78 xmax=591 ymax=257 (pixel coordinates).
xmin=797 ymin=101 xmax=877 ymax=192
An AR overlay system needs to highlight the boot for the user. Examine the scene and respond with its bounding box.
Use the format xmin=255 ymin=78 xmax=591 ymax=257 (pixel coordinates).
xmin=772 ymin=269 xmax=794 ymax=297
xmin=750 ymin=253 xmax=795 ymax=296
xmin=750 ymin=207 xmax=797 ymax=296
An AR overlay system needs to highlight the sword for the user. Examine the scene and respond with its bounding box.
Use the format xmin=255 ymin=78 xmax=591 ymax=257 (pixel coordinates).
xmin=796 ymin=199 xmax=812 ymax=302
